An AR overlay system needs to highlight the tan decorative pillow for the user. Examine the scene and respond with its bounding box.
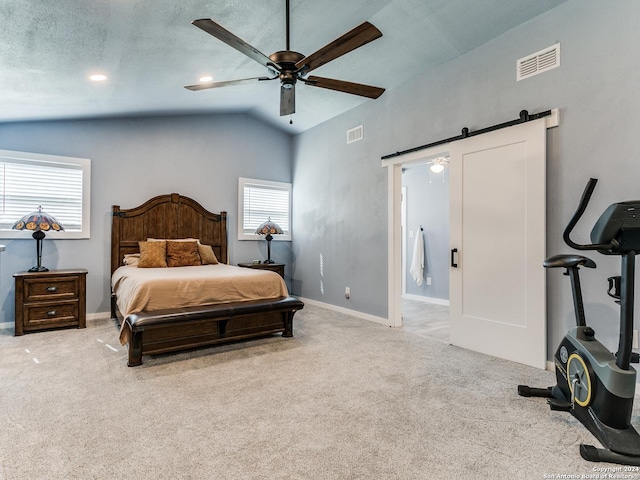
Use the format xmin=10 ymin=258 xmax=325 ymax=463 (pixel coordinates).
xmin=138 ymin=241 xmax=167 ymax=268
xmin=198 ymin=244 xmax=219 ymax=265
xmin=166 ymin=241 xmax=201 ymax=267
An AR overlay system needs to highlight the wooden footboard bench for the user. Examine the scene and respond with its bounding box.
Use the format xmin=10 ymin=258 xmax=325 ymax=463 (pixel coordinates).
xmin=119 ymin=296 xmax=304 ymax=366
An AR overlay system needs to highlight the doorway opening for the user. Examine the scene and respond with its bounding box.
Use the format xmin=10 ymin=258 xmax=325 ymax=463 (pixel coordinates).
xmin=400 ymin=158 xmax=450 ymax=342
xmin=385 ymin=146 xmax=451 ymax=330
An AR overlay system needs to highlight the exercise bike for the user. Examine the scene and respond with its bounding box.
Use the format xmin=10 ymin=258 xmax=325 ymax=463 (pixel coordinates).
xmin=518 ymin=178 xmax=640 ymax=465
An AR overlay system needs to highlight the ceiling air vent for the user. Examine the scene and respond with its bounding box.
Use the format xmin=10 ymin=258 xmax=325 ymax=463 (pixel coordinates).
xmin=347 ymin=125 xmax=364 ymax=144
xmin=517 ymin=43 xmax=560 ymax=81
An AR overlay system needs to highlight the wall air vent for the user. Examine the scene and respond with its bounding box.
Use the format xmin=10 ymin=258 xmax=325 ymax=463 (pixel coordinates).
xmin=517 ymin=43 xmax=560 ymax=81
xmin=347 ymin=125 xmax=364 ymax=144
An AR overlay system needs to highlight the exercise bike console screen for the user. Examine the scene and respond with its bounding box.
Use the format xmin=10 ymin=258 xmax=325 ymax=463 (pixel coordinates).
xmin=591 ymin=201 xmax=640 ymax=252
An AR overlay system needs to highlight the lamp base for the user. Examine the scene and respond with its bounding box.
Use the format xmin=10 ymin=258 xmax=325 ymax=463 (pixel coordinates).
xmin=28 ymin=266 xmax=49 ymax=273
xmin=31 ymin=230 xmax=48 ymax=273
xmin=263 ymin=235 xmax=275 ymax=264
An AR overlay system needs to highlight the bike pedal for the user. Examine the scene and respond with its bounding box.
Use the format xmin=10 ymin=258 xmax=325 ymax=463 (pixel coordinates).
xmin=547 ymin=398 xmax=571 ymax=411
xmin=518 ymin=385 xmax=552 ymax=398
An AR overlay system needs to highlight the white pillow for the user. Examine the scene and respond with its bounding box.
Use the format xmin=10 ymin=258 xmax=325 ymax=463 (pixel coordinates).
xmin=123 ymin=253 xmax=140 ymax=266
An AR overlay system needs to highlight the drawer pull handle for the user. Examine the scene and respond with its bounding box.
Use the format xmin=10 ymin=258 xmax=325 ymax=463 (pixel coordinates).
xmin=46 ymin=286 xmax=58 ymax=293
xmin=46 ymin=310 xmax=58 ymax=316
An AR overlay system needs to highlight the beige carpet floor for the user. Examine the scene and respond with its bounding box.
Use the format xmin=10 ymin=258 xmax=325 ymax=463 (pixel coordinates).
xmin=0 ymin=304 xmax=634 ymax=479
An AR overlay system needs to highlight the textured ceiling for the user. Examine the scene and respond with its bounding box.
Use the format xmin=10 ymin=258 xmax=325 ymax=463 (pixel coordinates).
xmin=0 ymin=0 xmax=567 ymax=134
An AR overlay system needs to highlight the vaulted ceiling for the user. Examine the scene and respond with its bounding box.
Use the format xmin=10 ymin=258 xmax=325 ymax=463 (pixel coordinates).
xmin=1 ymin=0 xmax=567 ymax=134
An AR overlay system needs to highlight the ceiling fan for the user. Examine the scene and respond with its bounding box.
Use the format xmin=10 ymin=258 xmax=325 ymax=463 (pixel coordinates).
xmin=427 ymin=156 xmax=449 ymax=174
xmin=184 ymin=0 xmax=386 ymax=117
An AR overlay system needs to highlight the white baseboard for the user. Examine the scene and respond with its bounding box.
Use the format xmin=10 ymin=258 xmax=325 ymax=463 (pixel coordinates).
xmin=402 ymin=293 xmax=450 ymax=306
xmin=297 ymin=297 xmax=391 ymax=327
xmin=88 ymin=312 xmax=111 ymax=321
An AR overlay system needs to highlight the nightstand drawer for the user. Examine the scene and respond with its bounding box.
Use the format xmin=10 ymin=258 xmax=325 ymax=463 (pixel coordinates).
xmin=23 ymin=301 xmax=79 ymax=329
xmin=22 ymin=276 xmax=81 ymax=302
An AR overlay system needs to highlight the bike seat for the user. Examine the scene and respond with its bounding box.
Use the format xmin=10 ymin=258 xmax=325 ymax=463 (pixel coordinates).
xmin=543 ymin=254 xmax=596 ymax=269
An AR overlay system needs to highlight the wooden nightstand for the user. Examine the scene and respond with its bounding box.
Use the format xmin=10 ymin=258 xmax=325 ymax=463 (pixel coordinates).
xmin=14 ymin=269 xmax=88 ymax=336
xmin=238 ymin=262 xmax=285 ymax=279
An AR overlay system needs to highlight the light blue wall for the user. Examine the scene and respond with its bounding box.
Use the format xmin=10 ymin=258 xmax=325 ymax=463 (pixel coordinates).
xmin=2 ymin=0 xmax=638 ymax=364
xmin=290 ymin=120 xmax=388 ymax=317
xmin=292 ymin=0 xmax=640 ymax=358
xmin=403 ymin=165 xmax=449 ymax=300
xmin=0 ymin=113 xmax=293 ymax=320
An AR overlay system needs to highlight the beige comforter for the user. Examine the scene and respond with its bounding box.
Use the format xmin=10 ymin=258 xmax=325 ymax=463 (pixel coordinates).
xmin=112 ymin=264 xmax=289 ymax=321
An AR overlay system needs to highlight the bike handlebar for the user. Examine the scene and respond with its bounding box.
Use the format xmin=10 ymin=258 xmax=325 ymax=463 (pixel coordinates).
xmin=562 ymin=178 xmax=617 ymax=252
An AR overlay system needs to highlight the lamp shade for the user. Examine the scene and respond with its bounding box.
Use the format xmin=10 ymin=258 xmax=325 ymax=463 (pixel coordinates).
xmin=255 ymin=217 xmax=282 ymax=264
xmin=13 ymin=206 xmax=65 ymax=272
xmin=13 ymin=206 xmax=65 ymax=232
xmin=255 ymin=218 xmax=283 ymax=236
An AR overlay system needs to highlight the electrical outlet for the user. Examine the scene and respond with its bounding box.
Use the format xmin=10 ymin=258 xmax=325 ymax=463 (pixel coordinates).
xmin=426 ymin=277 xmax=432 ymax=285
xmin=634 ymin=330 xmax=639 ymax=350
xmin=345 ymin=287 xmax=350 ymax=299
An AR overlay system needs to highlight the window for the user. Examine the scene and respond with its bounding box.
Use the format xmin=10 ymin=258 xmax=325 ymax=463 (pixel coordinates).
xmin=238 ymin=177 xmax=291 ymax=241
xmin=0 ymin=149 xmax=91 ymax=239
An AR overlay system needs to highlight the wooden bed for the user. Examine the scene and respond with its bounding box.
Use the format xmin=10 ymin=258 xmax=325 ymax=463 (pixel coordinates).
xmin=111 ymin=193 xmax=303 ymax=366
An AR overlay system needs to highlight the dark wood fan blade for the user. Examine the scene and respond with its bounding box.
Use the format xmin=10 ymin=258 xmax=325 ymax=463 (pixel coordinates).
xmin=305 ymin=76 xmax=385 ymax=99
xmin=192 ymin=19 xmax=279 ymax=71
xmin=184 ymin=76 xmax=275 ymax=91
xmin=295 ymin=22 xmax=382 ymax=73
xmin=280 ymin=85 xmax=295 ymax=116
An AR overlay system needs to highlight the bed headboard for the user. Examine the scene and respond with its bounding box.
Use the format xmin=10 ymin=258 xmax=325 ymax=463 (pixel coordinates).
xmin=111 ymin=193 xmax=228 ymax=275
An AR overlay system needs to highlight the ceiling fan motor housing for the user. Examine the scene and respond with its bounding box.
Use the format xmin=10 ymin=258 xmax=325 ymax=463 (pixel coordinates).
xmin=270 ymin=51 xmax=305 ymax=88
xmin=269 ymin=51 xmax=305 ymax=65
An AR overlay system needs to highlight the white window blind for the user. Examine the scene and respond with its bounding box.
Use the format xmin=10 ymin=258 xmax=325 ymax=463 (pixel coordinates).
xmin=238 ymin=177 xmax=292 ymax=241
xmin=0 ymin=150 xmax=91 ymax=239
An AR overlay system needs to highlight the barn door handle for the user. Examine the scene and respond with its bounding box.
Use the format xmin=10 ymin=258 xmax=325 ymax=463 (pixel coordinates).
xmin=451 ymin=248 xmax=458 ymax=268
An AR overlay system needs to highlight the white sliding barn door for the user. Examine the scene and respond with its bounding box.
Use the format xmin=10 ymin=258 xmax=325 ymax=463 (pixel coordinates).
xmin=449 ymin=119 xmax=547 ymax=369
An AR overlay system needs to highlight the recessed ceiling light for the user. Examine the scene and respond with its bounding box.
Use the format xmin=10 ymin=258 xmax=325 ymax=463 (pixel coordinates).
xmin=199 ymin=76 xmax=213 ymax=83
xmin=89 ymin=74 xmax=108 ymax=82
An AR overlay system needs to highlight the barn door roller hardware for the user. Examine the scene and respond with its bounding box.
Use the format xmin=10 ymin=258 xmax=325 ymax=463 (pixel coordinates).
xmin=381 ymin=109 xmax=555 ymax=160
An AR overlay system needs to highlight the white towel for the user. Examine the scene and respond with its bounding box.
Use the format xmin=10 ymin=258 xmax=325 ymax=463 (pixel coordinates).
xmin=410 ymin=228 xmax=424 ymax=286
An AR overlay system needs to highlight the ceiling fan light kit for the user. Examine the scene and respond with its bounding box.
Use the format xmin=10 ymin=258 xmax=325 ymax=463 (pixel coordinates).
xmin=184 ymin=0 xmax=385 ymax=119
xmin=429 ymin=157 xmax=449 ymax=174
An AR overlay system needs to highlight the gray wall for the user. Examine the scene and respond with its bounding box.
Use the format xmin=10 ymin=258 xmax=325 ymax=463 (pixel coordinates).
xmin=291 ymin=121 xmax=388 ymax=317
xmin=1 ymin=0 xmax=638 ymax=366
xmin=402 ymin=165 xmax=449 ymax=300
xmin=0 ymin=113 xmax=293 ymax=320
xmin=292 ymin=0 xmax=640 ymax=358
